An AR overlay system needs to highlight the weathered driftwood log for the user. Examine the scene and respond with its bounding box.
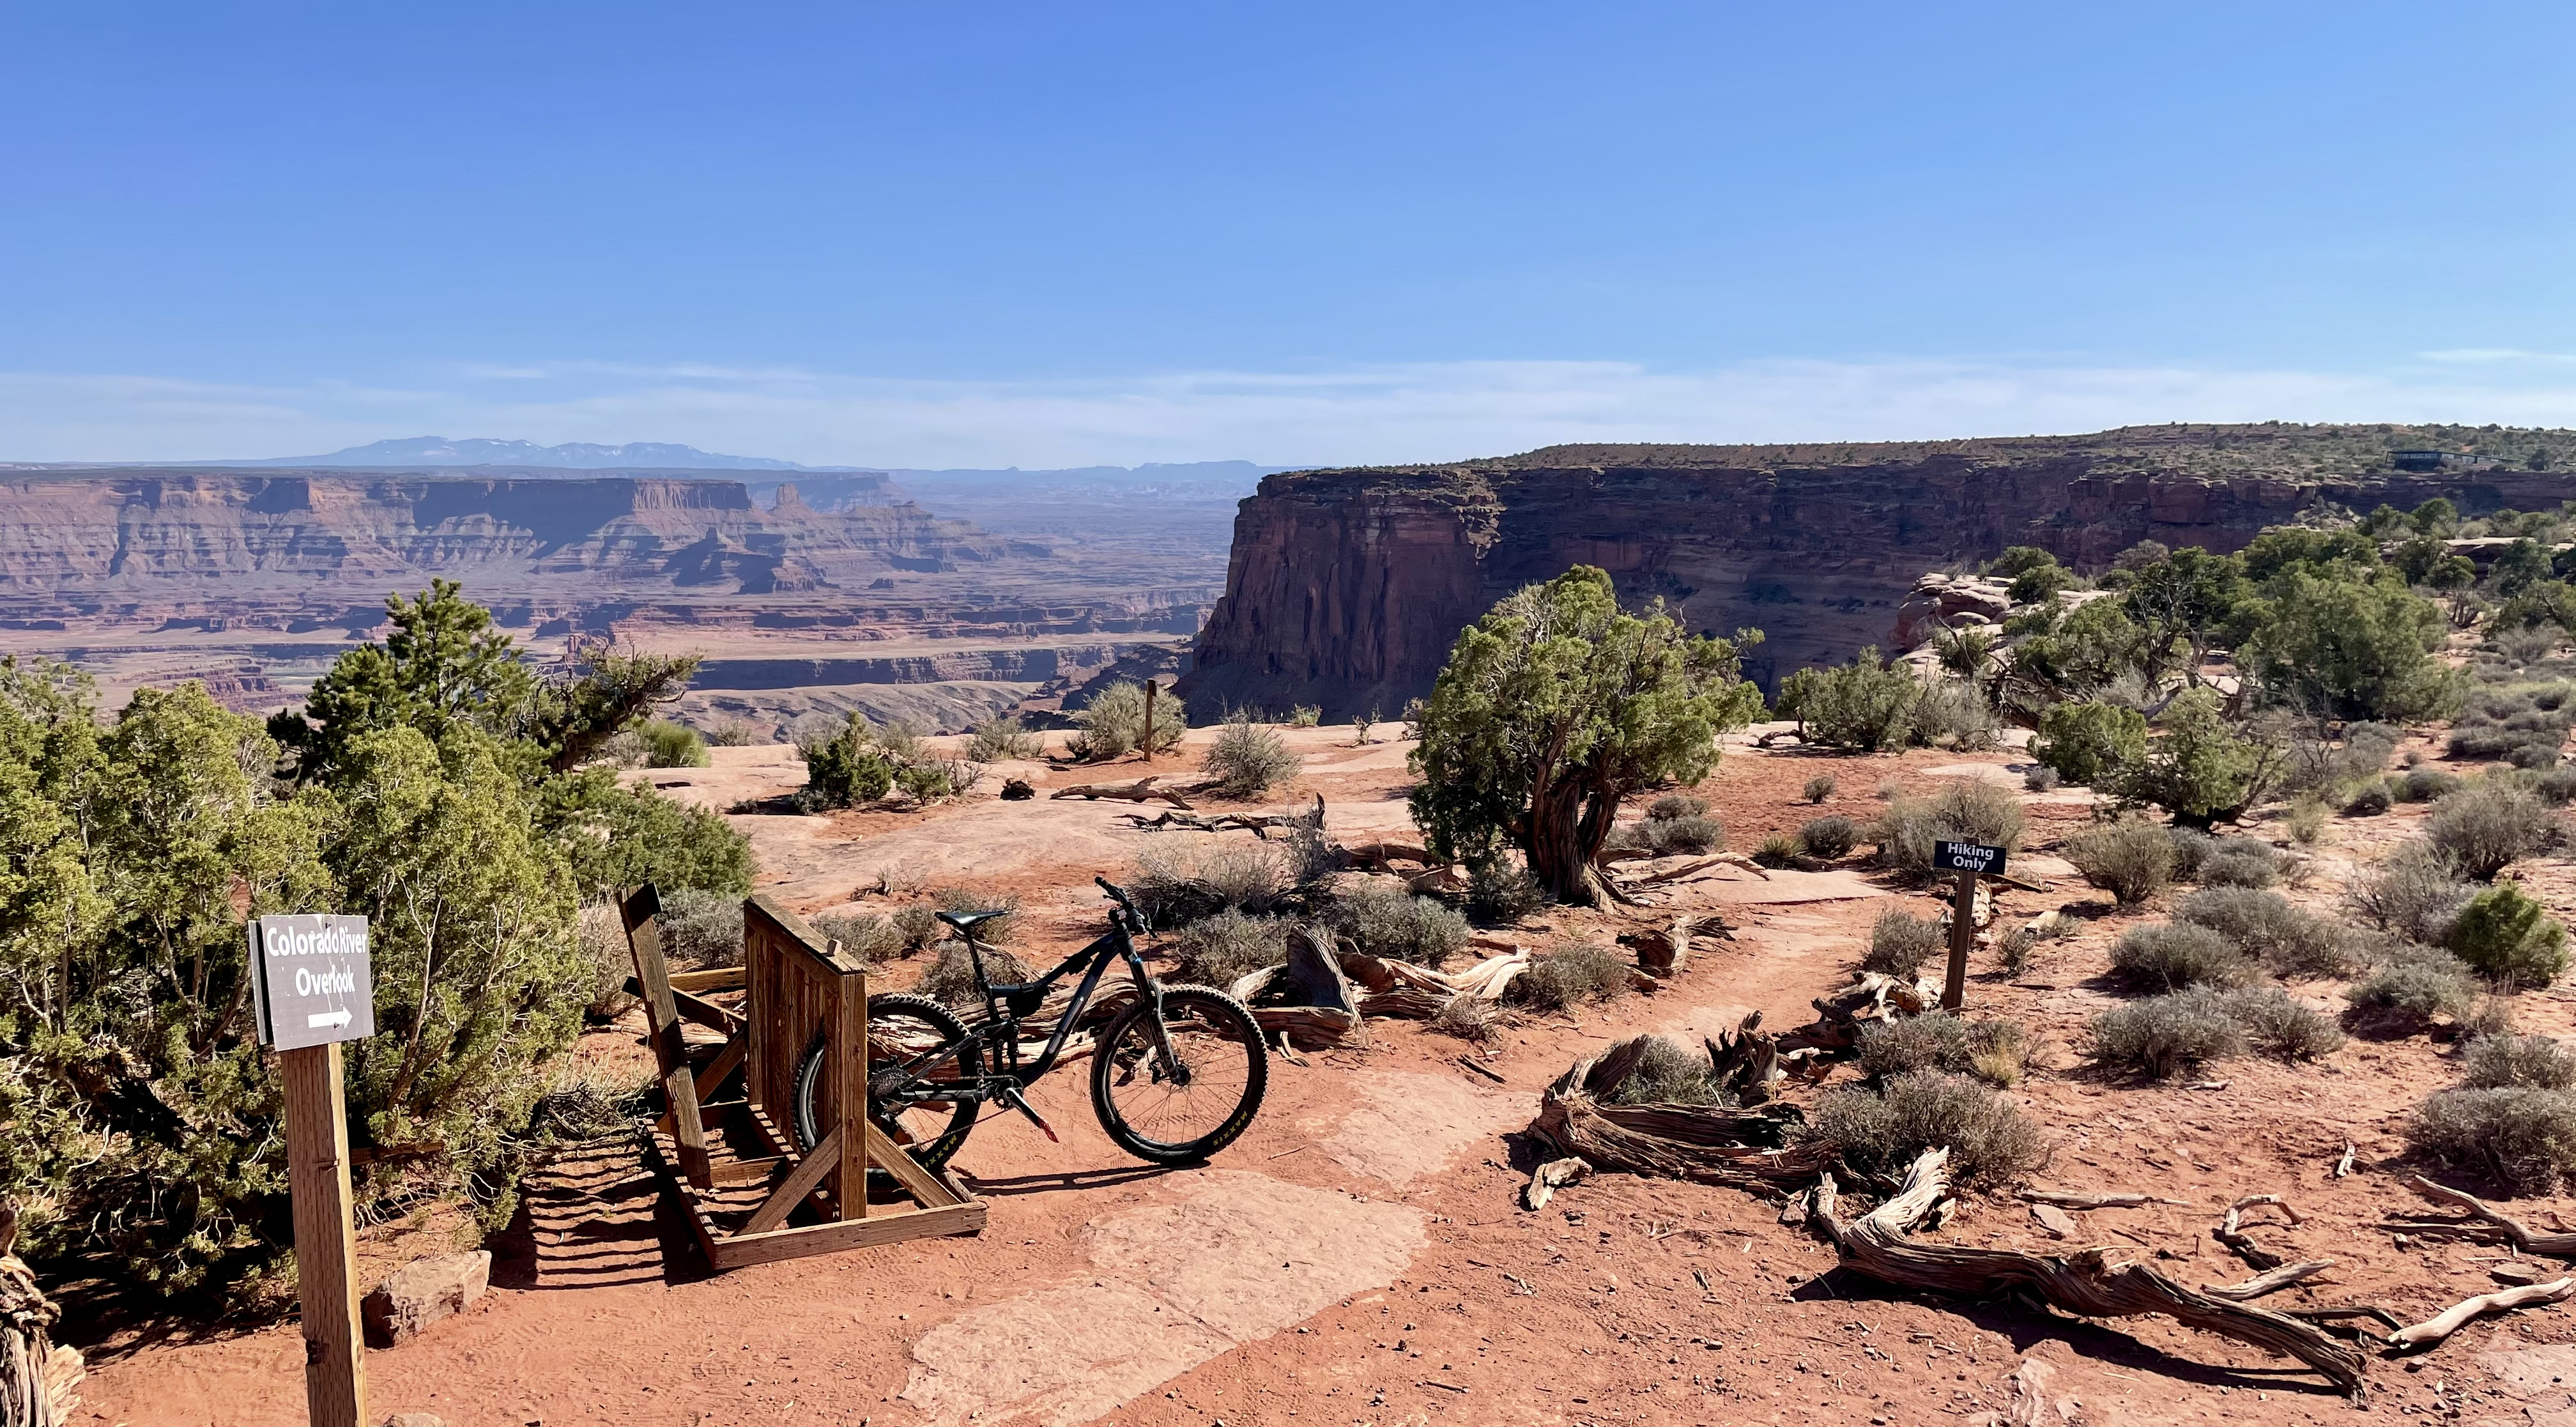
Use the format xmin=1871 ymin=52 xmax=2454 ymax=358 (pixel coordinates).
xmin=1613 ymin=853 xmax=1771 ymax=889
xmin=1808 ymin=1149 xmax=2366 ymax=1398
xmin=1343 ymin=839 xmax=1435 ymax=868
xmin=1229 ymin=929 xmax=1361 ymax=1048
xmin=2383 ymin=1175 xmax=2576 ymax=1256
xmin=1 ymin=1210 xmax=82 ymax=1427
xmin=2019 ymin=1189 xmax=2191 ymax=1210
xmin=1337 ymin=948 xmax=1529 ymax=1018
xmin=1527 ymin=1037 xmax=1825 ymax=1193
xmin=2216 ymin=1198 xmax=2297 ymax=1272
xmin=1779 ymin=972 xmax=1933 ymax=1053
xmin=1621 ymin=914 xmax=1733 ymax=979
xmin=2387 ymin=1278 xmax=2575 ymax=1350
xmin=2203 ymin=1260 xmax=2336 ymax=1302
xmin=1704 ymin=1011 xmax=1781 ymax=1106
xmin=1050 ymin=776 xmax=1194 ymax=809
xmin=1522 ymin=1157 xmax=1591 ymax=1210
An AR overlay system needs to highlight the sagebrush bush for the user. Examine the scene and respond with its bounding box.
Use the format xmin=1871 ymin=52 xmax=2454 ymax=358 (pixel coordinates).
xmin=2065 ymin=818 xmax=2175 ymax=906
xmin=1910 ymin=677 xmax=1999 ymax=749
xmin=966 ymin=715 xmax=1045 ymax=762
xmin=1872 ymin=778 xmax=2025 ymax=875
xmin=576 ymin=902 xmax=636 ymax=1018
xmin=2343 ymin=781 xmax=2393 ymax=816
xmin=2109 ymin=922 xmax=2255 ymax=991
xmin=916 ymin=939 xmax=1034 ymax=1008
xmin=1285 ymin=704 xmax=1322 ymax=727
xmin=2448 ymin=881 xmax=2570 ymax=987
xmin=1065 ymin=680 xmax=1186 ymax=761
xmin=2409 ymin=1087 xmax=2576 ymax=1196
xmin=1800 ymin=815 xmax=1860 ymax=860
xmin=2465 ymin=1033 xmax=2576 ymax=1091
xmin=2090 ymin=989 xmax=2250 ymax=1078
xmin=894 ymin=904 xmax=943 ymax=950
xmin=2428 ymin=779 xmax=2559 ymax=880
xmin=1171 ymin=908 xmax=1290 ymax=988
xmin=2345 ymin=944 xmax=2480 ymax=1025
xmin=1803 ymin=774 xmax=1837 ymax=804
xmin=1863 ymin=906 xmax=1944 ymax=979
xmin=1466 ymin=858 xmax=1549 ymax=924
xmin=1330 ymin=886 xmax=1470 ymax=965
xmin=659 ymin=887 xmax=746 ymax=966
xmin=1607 ymin=1036 xmax=1722 ymax=1106
xmin=2175 ymin=887 xmax=2359 ymax=981
xmin=1649 ymin=793 xmax=1708 ymax=820
xmin=2345 ymin=841 xmax=2472 ymax=945
xmin=1130 ymin=840 xmax=1292 ymax=924
xmin=1427 ymin=993 xmax=1497 ymax=1043
xmin=1506 ymin=942 xmax=1631 ymax=1012
xmin=2218 ymin=987 xmax=2346 ymax=1060
xmin=1857 ymin=1014 xmax=2028 ymax=1087
xmin=1204 ymin=715 xmax=1303 ymax=797
xmin=2393 ymin=767 xmax=2462 ymax=803
xmin=2196 ymin=840 xmax=2281 ymax=889
xmin=2538 ymin=767 xmax=2576 ymax=805
xmin=2166 ymin=827 xmax=2219 ymax=880
xmin=808 ymin=909 xmax=907 ymax=965
xmin=2025 ymin=765 xmax=2062 ymax=792
xmin=1806 ymin=1070 xmax=2046 ymax=1189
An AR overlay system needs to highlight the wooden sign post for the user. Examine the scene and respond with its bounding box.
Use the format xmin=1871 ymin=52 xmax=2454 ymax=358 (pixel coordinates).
xmin=1142 ymin=680 xmax=1159 ymax=764
xmin=250 ymin=914 xmax=377 ymax=1427
xmin=1931 ymin=841 xmax=2007 ymax=1012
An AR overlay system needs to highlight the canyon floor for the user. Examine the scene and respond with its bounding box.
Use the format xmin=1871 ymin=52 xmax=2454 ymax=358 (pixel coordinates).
xmin=68 ymin=724 xmax=2576 ymax=1427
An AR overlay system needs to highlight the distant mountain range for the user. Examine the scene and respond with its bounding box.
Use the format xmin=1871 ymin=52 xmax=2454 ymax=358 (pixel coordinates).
xmin=190 ymin=436 xmax=848 ymax=471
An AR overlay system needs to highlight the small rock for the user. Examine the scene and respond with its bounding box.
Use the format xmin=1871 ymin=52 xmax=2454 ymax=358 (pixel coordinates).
xmin=362 ymin=1251 xmax=491 ymax=1348
xmin=2028 ymin=1203 xmax=2080 ymax=1240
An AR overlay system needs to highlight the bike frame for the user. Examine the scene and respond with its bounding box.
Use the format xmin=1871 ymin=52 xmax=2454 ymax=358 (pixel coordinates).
xmin=877 ymin=910 xmax=1163 ymax=1108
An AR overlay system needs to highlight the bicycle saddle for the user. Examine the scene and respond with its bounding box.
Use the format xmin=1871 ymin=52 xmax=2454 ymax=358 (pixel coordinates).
xmin=936 ymin=909 xmax=1010 ymax=933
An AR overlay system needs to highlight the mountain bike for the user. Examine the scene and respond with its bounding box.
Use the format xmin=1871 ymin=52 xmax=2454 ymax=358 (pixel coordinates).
xmin=789 ymin=876 xmax=1268 ymax=1178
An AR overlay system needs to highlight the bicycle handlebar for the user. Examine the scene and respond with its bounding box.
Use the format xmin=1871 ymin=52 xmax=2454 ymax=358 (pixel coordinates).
xmin=1095 ymin=875 xmax=1137 ymax=912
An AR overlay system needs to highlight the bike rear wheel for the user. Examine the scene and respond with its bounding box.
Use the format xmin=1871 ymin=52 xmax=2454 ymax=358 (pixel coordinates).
xmin=1089 ymin=984 xmax=1267 ymax=1164
xmin=792 ymin=992 xmax=983 ymax=1186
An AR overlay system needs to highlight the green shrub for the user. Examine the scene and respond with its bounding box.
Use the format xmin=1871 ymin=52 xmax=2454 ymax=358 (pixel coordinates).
xmin=636 ymin=718 xmax=709 ymax=768
xmin=1806 ymin=1070 xmax=2046 ymax=1190
xmin=1800 ymin=815 xmax=1860 ymax=860
xmin=2345 ymin=945 xmax=2480 ymax=1025
xmin=2216 ymin=986 xmax=2345 ymax=1060
xmin=1172 ymin=909 xmax=1291 ymax=988
xmin=2448 ymin=882 xmax=2570 ymax=986
xmin=1066 ymin=680 xmax=1186 ymax=761
xmin=2033 ymin=701 xmax=2148 ymax=786
xmin=2343 ymin=781 xmax=2393 ymax=816
xmin=2427 ymin=779 xmax=2560 ymax=880
xmin=1863 ymin=906 xmax=1944 ymax=979
xmin=1466 ymin=858 xmax=1549 ymax=924
xmin=2196 ymin=840 xmax=2280 ymax=889
xmin=2393 ymin=767 xmax=2462 ymax=802
xmin=2175 ymin=887 xmax=2358 ymax=980
xmin=2409 ymin=1087 xmax=2576 ymax=1195
xmin=1793 ymin=650 xmax=1922 ymax=752
xmin=2110 ymin=689 xmax=2275 ymax=828
xmin=808 ymin=909 xmax=906 ymax=965
xmin=2465 ymin=1033 xmax=2576 ymax=1091
xmin=1607 ymin=1036 xmax=1722 ymax=1106
xmin=794 ymin=712 xmax=896 ymax=809
xmin=2090 ymin=989 xmax=2250 ymax=1078
xmin=2064 ymin=818 xmax=2174 ymax=906
xmin=1204 ymin=715 xmax=1303 ymax=797
xmin=1871 ymin=779 xmax=2024 ymax=876
xmin=1330 ymin=886 xmax=1470 ymax=965
xmin=896 ymin=758 xmax=982 ymax=803
xmin=1803 ymin=774 xmax=1837 ymax=804
xmin=2109 ymin=922 xmax=2255 ymax=991
xmin=1505 ymin=942 xmax=1632 ymax=1012
xmin=966 ymin=715 xmax=1045 ymax=762
xmin=659 ymin=887 xmax=746 ymax=966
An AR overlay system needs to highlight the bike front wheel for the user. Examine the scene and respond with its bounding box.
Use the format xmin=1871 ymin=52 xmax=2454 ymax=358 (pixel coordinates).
xmin=1089 ymin=984 xmax=1268 ymax=1164
xmin=792 ymin=992 xmax=983 ymax=1186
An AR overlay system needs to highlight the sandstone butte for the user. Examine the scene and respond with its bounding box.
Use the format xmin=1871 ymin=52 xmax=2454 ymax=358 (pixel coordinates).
xmin=1177 ymin=422 xmax=2576 ymax=718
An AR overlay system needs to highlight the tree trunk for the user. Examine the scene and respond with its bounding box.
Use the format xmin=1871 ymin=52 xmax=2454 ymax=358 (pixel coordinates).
xmin=1527 ymin=779 xmax=1615 ymax=905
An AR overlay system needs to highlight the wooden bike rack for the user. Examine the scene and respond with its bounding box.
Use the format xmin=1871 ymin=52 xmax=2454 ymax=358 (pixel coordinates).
xmin=622 ymin=885 xmax=985 ymax=1270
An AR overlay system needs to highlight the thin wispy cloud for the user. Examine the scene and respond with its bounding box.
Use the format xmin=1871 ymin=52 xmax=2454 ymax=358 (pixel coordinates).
xmin=6 ymin=356 xmax=2576 ymax=469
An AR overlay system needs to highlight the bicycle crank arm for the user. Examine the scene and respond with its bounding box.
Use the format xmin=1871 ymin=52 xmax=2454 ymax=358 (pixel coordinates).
xmin=1000 ymin=1085 xmax=1059 ymax=1142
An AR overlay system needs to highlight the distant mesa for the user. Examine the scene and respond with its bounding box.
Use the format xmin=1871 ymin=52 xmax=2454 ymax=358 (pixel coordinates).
xmin=185 ymin=435 xmax=850 ymax=471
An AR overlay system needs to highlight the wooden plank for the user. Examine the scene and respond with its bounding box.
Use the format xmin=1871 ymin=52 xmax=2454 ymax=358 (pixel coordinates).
xmin=670 ymin=966 xmax=746 ymax=993
xmin=623 ymin=885 xmax=711 ymax=1187
xmin=835 ymin=966 xmax=868 ymax=1220
xmin=743 ymin=1126 xmax=841 ymax=1235
xmin=648 ymin=1130 xmax=726 ymax=1265
xmin=694 ymin=1030 xmax=749 ymax=1105
xmin=671 ymin=986 xmax=744 ymax=1032
xmin=865 ymin=1120 xmax=957 ymax=1209
xmin=282 ymin=1042 xmax=367 ymax=1427
xmin=712 ymin=1156 xmax=788 ymax=1186
xmin=656 ymin=1097 xmax=748 ymax=1136
xmin=709 ymin=1200 xmax=987 ymax=1272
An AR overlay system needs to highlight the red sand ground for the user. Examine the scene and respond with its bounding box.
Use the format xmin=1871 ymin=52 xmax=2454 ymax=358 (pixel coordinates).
xmin=70 ymin=724 xmax=2576 ymax=1426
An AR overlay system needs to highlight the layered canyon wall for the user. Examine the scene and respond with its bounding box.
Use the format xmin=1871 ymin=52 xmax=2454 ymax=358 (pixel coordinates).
xmin=1179 ymin=426 xmax=2576 ymax=717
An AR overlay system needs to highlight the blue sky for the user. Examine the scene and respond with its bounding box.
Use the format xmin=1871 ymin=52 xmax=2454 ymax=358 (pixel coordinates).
xmin=3 ymin=2 xmax=2570 ymax=466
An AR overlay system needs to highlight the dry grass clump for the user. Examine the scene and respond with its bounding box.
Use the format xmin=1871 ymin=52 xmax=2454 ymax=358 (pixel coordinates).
xmin=2108 ymin=922 xmax=2255 ymax=991
xmin=1806 ymin=1069 xmax=2046 ymax=1190
xmin=2427 ymin=778 xmax=2561 ymax=880
xmin=1330 ymin=886 xmax=1469 ymax=965
xmin=1130 ymin=839 xmax=1293 ymax=924
xmin=2024 ymin=764 xmax=2062 ymax=793
xmin=1862 ymin=906 xmax=1944 ymax=980
xmin=2538 ymin=767 xmax=2576 ymax=805
xmin=1752 ymin=832 xmax=1806 ymax=870
xmin=576 ymin=902 xmax=637 ymax=1018
xmin=2090 ymin=989 xmax=2250 ymax=1078
xmin=1171 ymin=908 xmax=1290 ymax=988
xmin=2465 ymin=1033 xmax=2576 ymax=1091
xmin=1857 ymin=1013 xmax=2029 ymax=1088
xmin=2065 ymin=818 xmax=2175 ymax=906
xmin=917 ymin=940 xmax=1034 ymax=1009
xmin=931 ymin=886 xmax=1022 ymax=943
xmin=2174 ymin=887 xmax=2360 ymax=981
xmin=1428 ymin=994 xmax=1498 ymax=1043
xmin=809 ymin=909 xmax=908 ymax=965
xmin=1871 ymin=778 xmax=2024 ymax=876
xmin=1505 ymin=942 xmax=1631 ymax=1013
xmin=1204 ymin=715 xmax=1303 ymax=797
xmin=2409 ymin=1087 xmax=2576 ymax=1196
xmin=2345 ymin=840 xmax=2474 ymax=945
xmin=1605 ymin=1035 xmax=1722 ymax=1106
xmin=1798 ymin=814 xmax=1860 ymax=860
xmin=1803 ymin=773 xmax=1837 ymax=804
xmin=2345 ymin=944 xmax=2480 ymax=1026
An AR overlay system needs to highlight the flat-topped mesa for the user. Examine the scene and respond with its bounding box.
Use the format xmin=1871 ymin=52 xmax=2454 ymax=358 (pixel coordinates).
xmin=1177 ymin=424 xmax=2576 ymax=717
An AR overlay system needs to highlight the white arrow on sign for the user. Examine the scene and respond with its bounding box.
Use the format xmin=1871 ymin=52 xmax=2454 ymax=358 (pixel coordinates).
xmin=305 ymin=1009 xmax=353 ymax=1030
